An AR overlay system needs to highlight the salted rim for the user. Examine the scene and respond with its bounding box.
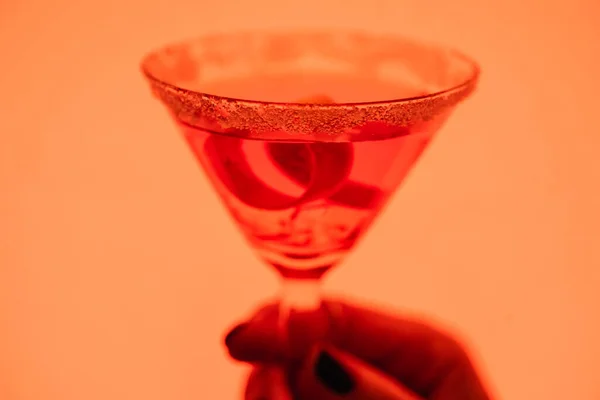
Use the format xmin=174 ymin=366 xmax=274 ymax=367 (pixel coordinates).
xmin=140 ymin=31 xmax=480 ymax=138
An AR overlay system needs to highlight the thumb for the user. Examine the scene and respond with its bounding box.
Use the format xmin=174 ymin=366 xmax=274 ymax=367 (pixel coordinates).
xmin=294 ymin=344 xmax=422 ymax=400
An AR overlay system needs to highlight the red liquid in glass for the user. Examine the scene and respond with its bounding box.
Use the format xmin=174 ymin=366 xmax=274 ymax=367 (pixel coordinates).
xmin=175 ymin=73 xmax=438 ymax=278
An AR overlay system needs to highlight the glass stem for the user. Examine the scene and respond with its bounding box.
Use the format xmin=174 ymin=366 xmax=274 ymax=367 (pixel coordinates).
xmin=280 ymin=278 xmax=322 ymax=312
xmin=278 ymin=278 xmax=323 ymax=357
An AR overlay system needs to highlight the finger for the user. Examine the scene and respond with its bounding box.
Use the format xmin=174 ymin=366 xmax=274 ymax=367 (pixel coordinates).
xmin=225 ymin=299 xmax=474 ymax=397
xmin=327 ymin=303 xmax=491 ymax=400
xmin=293 ymin=344 xmax=423 ymax=400
xmin=326 ymin=301 xmax=469 ymax=396
xmin=244 ymin=365 xmax=294 ymax=400
xmin=224 ymin=303 xmax=285 ymax=363
xmin=225 ymin=301 xmax=331 ymax=362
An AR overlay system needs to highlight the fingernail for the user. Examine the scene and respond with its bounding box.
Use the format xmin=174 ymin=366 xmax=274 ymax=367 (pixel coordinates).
xmin=314 ymin=350 xmax=355 ymax=395
xmin=224 ymin=322 xmax=248 ymax=347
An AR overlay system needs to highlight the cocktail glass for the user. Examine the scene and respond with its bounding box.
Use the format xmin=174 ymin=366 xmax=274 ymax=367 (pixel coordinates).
xmin=140 ymin=31 xmax=479 ymax=358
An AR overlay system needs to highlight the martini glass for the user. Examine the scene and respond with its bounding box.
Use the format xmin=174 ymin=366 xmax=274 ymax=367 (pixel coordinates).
xmin=141 ymin=31 xmax=479 ymax=357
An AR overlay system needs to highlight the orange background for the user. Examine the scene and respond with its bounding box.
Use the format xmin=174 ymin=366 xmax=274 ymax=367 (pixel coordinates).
xmin=1 ymin=0 xmax=599 ymax=399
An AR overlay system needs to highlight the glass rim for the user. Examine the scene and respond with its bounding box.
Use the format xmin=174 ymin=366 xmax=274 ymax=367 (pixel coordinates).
xmin=140 ymin=30 xmax=480 ymax=138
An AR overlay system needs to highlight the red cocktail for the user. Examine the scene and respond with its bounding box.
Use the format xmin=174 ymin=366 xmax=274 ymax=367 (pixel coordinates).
xmin=141 ymin=30 xmax=479 ymax=355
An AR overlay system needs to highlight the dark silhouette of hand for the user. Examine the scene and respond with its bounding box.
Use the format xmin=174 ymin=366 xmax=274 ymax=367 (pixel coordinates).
xmin=224 ymin=300 xmax=493 ymax=400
